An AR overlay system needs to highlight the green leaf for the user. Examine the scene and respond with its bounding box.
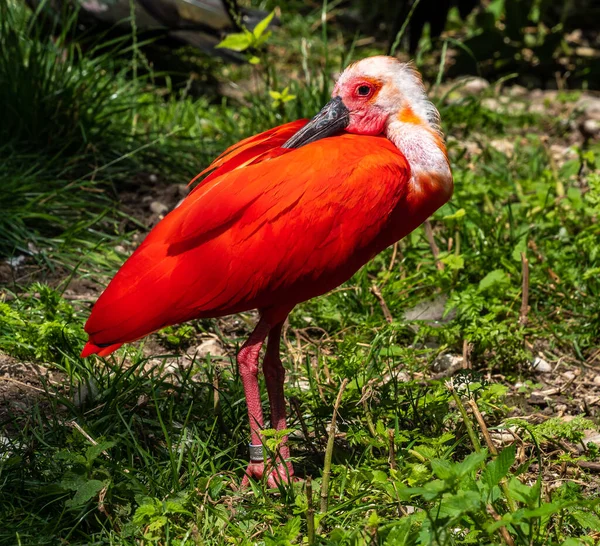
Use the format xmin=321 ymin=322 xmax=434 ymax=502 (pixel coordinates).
xmin=479 ymin=269 xmax=509 ymax=291
xmin=443 ymin=208 xmax=466 ymax=220
xmin=507 ymin=477 xmax=540 ymax=506
xmin=216 ymin=31 xmax=253 ymax=52
xmin=561 ymin=539 xmax=591 ymax=546
xmin=430 ymin=459 xmax=453 ymax=480
xmin=371 ymin=470 xmax=388 ymax=484
xmin=441 ymin=254 xmax=465 ymax=270
xmin=165 ymin=500 xmax=192 ymax=516
xmin=511 ymin=236 xmax=527 ymax=262
xmin=422 ymin=479 xmax=447 ymax=500
xmin=482 ymin=445 xmax=516 ymax=488
xmin=441 ymin=490 xmax=482 ymax=516
xmin=65 ymin=479 xmax=105 ymax=508
xmin=455 ymin=450 xmax=487 ymax=477
xmin=570 ymin=510 xmax=600 ymax=530
xmin=133 ymin=501 xmax=158 ymax=524
xmin=85 ymin=440 xmax=116 ymax=463
xmin=252 ymin=11 xmax=275 ymax=40
xmin=281 ymin=516 xmax=301 ymax=539
xmin=147 ymin=515 xmax=167 ymax=532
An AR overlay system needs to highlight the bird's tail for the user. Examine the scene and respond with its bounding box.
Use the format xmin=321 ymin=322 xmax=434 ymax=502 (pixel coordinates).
xmin=81 ymin=341 xmax=123 ymax=358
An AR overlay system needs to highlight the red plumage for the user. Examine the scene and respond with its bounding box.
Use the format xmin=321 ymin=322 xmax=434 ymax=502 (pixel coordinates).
xmin=82 ymin=120 xmax=447 ymax=357
xmin=82 ymin=54 xmax=454 ymax=485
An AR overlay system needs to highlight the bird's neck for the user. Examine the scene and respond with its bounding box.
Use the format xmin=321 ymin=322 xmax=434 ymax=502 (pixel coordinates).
xmin=386 ymin=120 xmax=453 ymax=201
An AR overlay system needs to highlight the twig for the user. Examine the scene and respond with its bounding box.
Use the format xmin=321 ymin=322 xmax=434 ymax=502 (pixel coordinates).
xmin=468 ymin=399 xmax=516 ymax=512
xmin=0 ymin=376 xmax=55 ymax=395
xmin=423 ymin=220 xmax=444 ymax=271
xmin=388 ymin=429 xmax=397 ymax=470
xmin=487 ymin=504 xmax=516 ymax=546
xmin=370 ymin=284 xmax=393 ymax=323
xmin=320 ymin=378 xmax=349 ymax=516
xmin=388 ymin=242 xmax=399 ymax=272
xmin=306 ymin=477 xmax=315 ymax=545
xmin=68 ymin=421 xmax=111 ymax=459
xmin=519 ymin=252 xmax=530 ymax=325
xmin=575 ymin=461 xmax=600 ymax=472
xmin=468 ymin=400 xmax=498 ymax=456
xmin=462 ymin=340 xmax=472 ymax=369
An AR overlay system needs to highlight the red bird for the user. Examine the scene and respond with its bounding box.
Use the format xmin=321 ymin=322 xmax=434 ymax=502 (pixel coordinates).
xmin=82 ymin=56 xmax=453 ymax=486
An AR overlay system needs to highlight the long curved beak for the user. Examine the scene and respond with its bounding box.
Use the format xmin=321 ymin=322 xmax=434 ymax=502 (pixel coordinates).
xmin=282 ymin=96 xmax=350 ymax=149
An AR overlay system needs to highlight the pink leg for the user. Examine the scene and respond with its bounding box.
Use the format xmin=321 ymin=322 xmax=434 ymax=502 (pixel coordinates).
xmin=263 ymin=321 xmax=294 ymax=485
xmin=238 ymin=318 xmax=270 ymax=486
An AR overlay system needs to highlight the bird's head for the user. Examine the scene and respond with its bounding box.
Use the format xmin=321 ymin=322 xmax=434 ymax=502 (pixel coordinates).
xmin=332 ymin=56 xmax=441 ymax=137
xmin=283 ymin=55 xmax=451 ymax=196
xmin=283 ymin=55 xmax=441 ymax=148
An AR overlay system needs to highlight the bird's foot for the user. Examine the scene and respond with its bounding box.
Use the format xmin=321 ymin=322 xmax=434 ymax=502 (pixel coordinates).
xmin=241 ymin=460 xmax=295 ymax=488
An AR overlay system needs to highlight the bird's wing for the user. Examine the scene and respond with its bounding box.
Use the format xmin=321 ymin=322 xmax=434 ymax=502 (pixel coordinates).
xmin=84 ymin=132 xmax=414 ymax=353
xmin=188 ymin=119 xmax=307 ymax=190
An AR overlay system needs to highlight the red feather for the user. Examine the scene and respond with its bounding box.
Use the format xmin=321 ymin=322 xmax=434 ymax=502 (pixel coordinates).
xmin=83 ymin=122 xmax=446 ymax=355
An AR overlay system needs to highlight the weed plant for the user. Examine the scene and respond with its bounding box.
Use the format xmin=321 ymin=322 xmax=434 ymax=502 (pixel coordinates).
xmin=0 ymin=1 xmax=599 ymax=545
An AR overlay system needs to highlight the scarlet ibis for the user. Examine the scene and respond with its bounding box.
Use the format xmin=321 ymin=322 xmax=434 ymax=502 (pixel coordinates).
xmin=82 ymin=56 xmax=453 ymax=487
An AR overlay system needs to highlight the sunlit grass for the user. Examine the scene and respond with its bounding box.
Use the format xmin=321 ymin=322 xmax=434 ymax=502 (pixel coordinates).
xmin=0 ymin=1 xmax=599 ymax=544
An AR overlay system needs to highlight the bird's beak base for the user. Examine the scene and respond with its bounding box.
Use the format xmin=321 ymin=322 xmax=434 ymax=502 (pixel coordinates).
xmin=282 ymin=96 xmax=350 ymax=149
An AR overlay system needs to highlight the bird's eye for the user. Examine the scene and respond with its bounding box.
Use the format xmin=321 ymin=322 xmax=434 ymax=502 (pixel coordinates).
xmin=356 ymin=85 xmax=372 ymax=97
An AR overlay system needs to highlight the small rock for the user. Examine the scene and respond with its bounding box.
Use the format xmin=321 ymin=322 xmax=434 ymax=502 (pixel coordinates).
xmin=297 ymin=379 xmax=311 ymax=392
xmin=5 ymin=255 xmax=26 ymax=268
xmin=491 ymin=432 xmax=516 ymax=446
xmin=531 ymin=356 xmax=552 ymax=373
xmin=463 ymin=140 xmax=482 ymax=156
xmin=431 ymin=353 xmax=463 ymax=373
xmin=581 ymin=119 xmax=600 ymax=138
xmin=189 ymin=338 xmax=225 ymax=359
xmin=593 ymin=375 xmax=600 ymax=385
xmin=149 ymin=201 xmax=169 ymax=215
xmin=555 ymin=404 xmax=568 ymax=414
xmin=562 ymin=370 xmax=576 ymax=381
xmin=481 ymin=98 xmax=501 ymax=112
xmin=460 ymin=77 xmax=490 ymax=95
xmin=506 ymin=102 xmax=526 ymax=115
xmin=528 ymin=103 xmax=546 ymax=115
xmin=403 ymin=295 xmax=451 ymax=324
xmin=574 ymin=47 xmax=599 ymax=58
xmin=508 ymin=85 xmax=528 ymax=97
xmin=490 ymin=138 xmax=514 ymax=157
xmin=576 ymin=96 xmax=600 ymax=119
xmin=176 ymin=184 xmax=189 ymax=197
xmin=549 ymin=144 xmax=578 ymax=165
xmin=149 ymin=174 xmax=158 ymax=183
xmin=583 ymin=430 xmax=600 ymax=447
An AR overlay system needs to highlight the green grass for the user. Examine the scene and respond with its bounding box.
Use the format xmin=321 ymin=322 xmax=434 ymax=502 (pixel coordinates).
xmin=1 ymin=1 xmax=600 ymax=544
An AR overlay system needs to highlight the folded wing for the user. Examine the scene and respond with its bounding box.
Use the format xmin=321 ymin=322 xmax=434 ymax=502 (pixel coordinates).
xmin=83 ymin=127 xmax=411 ymax=356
